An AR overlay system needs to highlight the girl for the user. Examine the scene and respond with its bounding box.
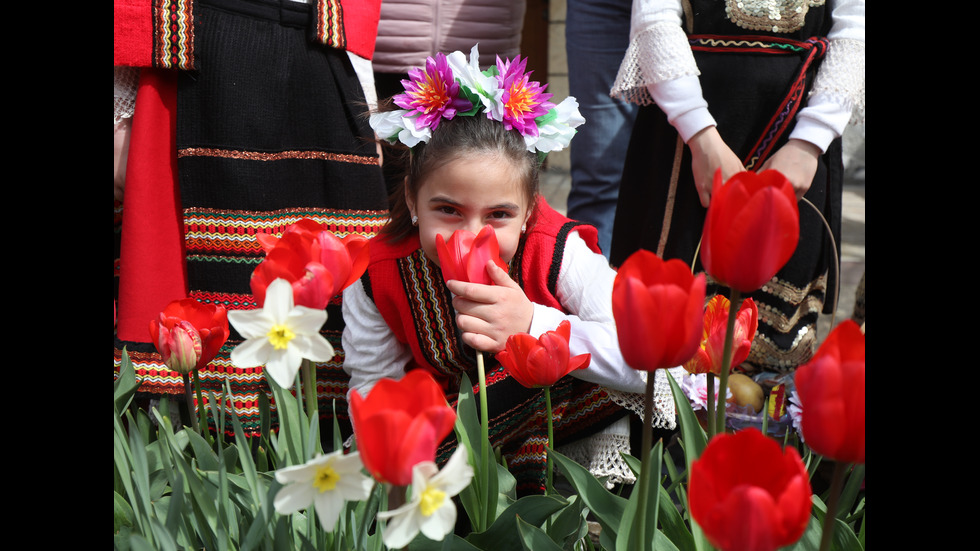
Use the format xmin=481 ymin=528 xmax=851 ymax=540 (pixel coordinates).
xmin=343 ymin=47 xmax=679 ymax=494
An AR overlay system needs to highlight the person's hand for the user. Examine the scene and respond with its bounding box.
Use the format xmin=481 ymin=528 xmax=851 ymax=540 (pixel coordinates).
xmin=445 ymin=260 xmax=534 ymax=353
xmin=687 ymin=126 xmax=745 ymax=207
xmin=759 ymin=139 xmax=820 ymax=201
xmin=114 ymin=118 xmax=132 ymax=202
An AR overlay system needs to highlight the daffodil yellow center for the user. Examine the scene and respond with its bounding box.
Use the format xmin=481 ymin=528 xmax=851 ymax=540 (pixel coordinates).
xmin=419 ymin=485 xmax=446 ymax=517
xmin=267 ymin=324 xmax=295 ymax=350
xmin=313 ymin=462 xmax=340 ymax=493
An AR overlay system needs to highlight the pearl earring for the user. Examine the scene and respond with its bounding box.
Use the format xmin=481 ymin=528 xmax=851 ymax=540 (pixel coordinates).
xmin=411 ymin=215 xmax=419 ymax=226
xmin=521 ymin=223 xmax=527 ymax=233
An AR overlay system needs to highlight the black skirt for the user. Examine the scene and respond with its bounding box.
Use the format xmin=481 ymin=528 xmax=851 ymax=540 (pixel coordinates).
xmin=174 ymin=0 xmax=389 ymax=436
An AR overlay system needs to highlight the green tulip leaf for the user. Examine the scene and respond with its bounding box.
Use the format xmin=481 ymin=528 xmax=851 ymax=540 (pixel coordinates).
xmin=516 ymin=515 xmax=565 ymax=551
xmin=550 ymin=447 xmax=627 ymax=545
xmin=465 ymin=494 xmax=567 ymax=550
xmin=114 ymin=348 xmax=142 ymax=415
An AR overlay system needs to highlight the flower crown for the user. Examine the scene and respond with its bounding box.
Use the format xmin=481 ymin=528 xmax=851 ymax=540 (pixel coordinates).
xmin=369 ymin=45 xmax=585 ymax=158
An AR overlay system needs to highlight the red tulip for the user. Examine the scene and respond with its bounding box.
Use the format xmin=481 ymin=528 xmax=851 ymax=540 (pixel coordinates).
xmin=251 ymin=220 xmax=370 ymax=309
xmin=349 ymin=369 xmax=457 ymax=486
xmin=435 ymin=225 xmax=509 ymax=286
xmin=684 ymin=295 xmax=759 ymax=375
xmin=794 ymin=320 xmax=865 ymax=464
xmin=149 ymin=298 xmax=230 ymax=375
xmin=612 ymin=250 xmax=706 ymax=371
xmin=701 ymin=169 xmax=800 ymax=293
xmin=689 ymin=428 xmax=813 ymax=551
xmin=496 ymin=320 xmax=590 ymax=388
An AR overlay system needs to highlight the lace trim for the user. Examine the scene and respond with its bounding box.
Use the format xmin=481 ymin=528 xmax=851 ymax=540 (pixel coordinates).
xmin=603 ymin=369 xmax=677 ymax=430
xmin=809 ymin=38 xmax=865 ymax=124
xmin=114 ymin=66 xmax=140 ymax=127
xmin=557 ymin=431 xmax=635 ymax=487
xmin=611 ymin=22 xmax=700 ymax=106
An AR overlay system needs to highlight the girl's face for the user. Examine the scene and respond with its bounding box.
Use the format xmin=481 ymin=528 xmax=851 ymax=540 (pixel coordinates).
xmin=407 ymin=152 xmax=531 ymax=267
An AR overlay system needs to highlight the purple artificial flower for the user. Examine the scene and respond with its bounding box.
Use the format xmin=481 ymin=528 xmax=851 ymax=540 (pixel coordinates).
xmin=495 ymin=55 xmax=555 ymax=137
xmin=393 ymin=52 xmax=473 ymax=131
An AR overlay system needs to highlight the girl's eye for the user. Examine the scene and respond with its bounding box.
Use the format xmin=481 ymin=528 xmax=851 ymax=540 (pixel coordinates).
xmin=437 ymin=206 xmax=458 ymax=216
xmin=488 ymin=211 xmax=512 ymax=220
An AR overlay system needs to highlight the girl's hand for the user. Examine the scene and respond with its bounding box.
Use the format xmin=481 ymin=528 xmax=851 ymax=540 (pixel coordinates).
xmin=687 ymin=126 xmax=745 ymax=207
xmin=446 ymin=260 xmax=534 ymax=353
xmin=758 ymin=139 xmax=820 ymax=201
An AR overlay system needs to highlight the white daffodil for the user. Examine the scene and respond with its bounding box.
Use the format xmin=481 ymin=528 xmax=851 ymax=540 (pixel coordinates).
xmin=273 ymin=450 xmax=375 ymax=532
xmin=446 ymin=44 xmax=505 ymax=121
xmin=376 ymin=446 xmax=474 ymax=548
xmin=524 ymin=96 xmax=586 ymax=153
xmin=228 ymin=277 xmax=336 ymax=389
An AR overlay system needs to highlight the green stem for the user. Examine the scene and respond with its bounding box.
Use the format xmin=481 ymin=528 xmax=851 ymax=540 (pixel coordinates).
xmin=714 ymin=290 xmax=742 ymax=435
xmin=182 ymin=373 xmax=201 ymax=433
xmin=819 ymin=462 xmax=848 ymax=551
xmin=301 ymin=358 xmax=318 ymax=423
xmin=544 ymin=386 xmax=554 ymax=495
xmin=633 ymin=375 xmax=655 ymax=551
xmin=706 ymin=373 xmax=716 ymax=438
xmin=193 ymin=370 xmax=207 ymax=437
xmin=476 ymin=351 xmax=492 ymax=528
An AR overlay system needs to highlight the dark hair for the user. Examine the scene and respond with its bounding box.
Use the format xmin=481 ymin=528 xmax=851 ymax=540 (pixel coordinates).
xmin=378 ymin=107 xmax=541 ymax=242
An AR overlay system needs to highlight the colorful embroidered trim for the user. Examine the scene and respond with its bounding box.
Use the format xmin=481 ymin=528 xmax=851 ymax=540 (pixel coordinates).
xmin=314 ymin=0 xmax=346 ymax=50
xmin=183 ymin=208 xmax=390 ymax=258
xmin=115 ymin=335 xmax=348 ymax=437
xmin=400 ymin=249 xmax=474 ymax=383
xmin=152 ymin=0 xmax=195 ymax=70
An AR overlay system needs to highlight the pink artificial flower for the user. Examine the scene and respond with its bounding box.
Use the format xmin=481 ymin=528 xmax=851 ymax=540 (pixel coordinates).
xmin=495 ymin=55 xmax=554 ymax=137
xmin=394 ymin=52 xmax=473 ymax=131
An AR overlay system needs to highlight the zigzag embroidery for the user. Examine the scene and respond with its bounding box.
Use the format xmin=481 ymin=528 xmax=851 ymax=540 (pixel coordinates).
xmin=691 ymin=38 xmax=804 ymax=52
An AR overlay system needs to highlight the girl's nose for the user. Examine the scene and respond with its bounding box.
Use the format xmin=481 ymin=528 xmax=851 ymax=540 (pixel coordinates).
xmin=462 ymin=218 xmax=485 ymax=236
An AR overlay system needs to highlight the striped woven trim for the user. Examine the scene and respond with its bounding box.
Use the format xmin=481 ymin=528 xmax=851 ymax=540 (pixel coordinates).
xmin=314 ymin=0 xmax=346 ymax=50
xmin=152 ymin=0 xmax=195 ymax=70
xmin=183 ymin=208 xmax=390 ymax=257
xmin=177 ymin=147 xmax=378 ymax=166
xmin=116 ymin=335 xmax=349 ymax=437
xmin=400 ymin=250 xmax=473 ymax=381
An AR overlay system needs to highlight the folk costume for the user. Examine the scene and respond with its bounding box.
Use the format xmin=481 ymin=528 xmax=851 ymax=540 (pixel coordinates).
xmin=113 ymin=0 xmax=389 ymax=436
xmin=343 ymin=199 xmax=677 ymax=494
xmin=610 ymin=0 xmax=865 ymax=374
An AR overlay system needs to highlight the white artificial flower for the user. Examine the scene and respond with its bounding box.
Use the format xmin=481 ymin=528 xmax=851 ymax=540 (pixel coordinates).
xmin=369 ymin=110 xmax=432 ymax=148
xmin=446 ymin=44 xmax=505 ymax=121
xmin=274 ymin=450 xmax=375 ymax=532
xmin=228 ymin=278 xmax=336 ymax=389
xmin=524 ymin=96 xmax=586 ymax=153
xmin=376 ymin=447 xmax=474 ymax=548
xmin=679 ymin=372 xmax=733 ymax=412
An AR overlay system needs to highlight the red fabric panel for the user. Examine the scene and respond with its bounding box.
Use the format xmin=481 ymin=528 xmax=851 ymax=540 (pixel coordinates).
xmin=117 ymin=68 xmax=188 ymax=343
xmin=341 ymin=0 xmax=382 ymax=60
xmin=114 ymin=0 xmax=153 ymax=67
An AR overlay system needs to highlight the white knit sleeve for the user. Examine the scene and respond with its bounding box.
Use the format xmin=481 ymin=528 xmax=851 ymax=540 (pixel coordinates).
xmin=790 ymin=0 xmax=866 ymax=151
xmin=611 ymin=0 xmax=697 ymax=106
xmin=114 ymin=65 xmax=140 ymax=127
